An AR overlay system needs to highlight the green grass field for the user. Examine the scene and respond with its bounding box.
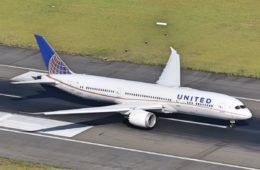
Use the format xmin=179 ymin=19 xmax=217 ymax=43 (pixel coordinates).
xmin=0 ymin=156 xmax=70 ymax=170
xmin=0 ymin=0 xmax=259 ymax=76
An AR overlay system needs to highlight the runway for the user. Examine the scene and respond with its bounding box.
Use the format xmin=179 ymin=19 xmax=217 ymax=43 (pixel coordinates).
xmin=0 ymin=45 xmax=260 ymax=170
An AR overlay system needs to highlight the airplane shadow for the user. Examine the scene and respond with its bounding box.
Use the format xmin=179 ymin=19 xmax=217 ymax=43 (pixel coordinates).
xmin=156 ymin=112 xmax=250 ymax=127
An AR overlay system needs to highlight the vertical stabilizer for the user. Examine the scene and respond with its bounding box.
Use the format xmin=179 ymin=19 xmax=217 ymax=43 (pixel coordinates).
xmin=34 ymin=34 xmax=72 ymax=75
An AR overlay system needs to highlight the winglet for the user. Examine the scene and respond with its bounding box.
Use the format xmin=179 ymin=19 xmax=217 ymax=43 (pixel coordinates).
xmin=156 ymin=47 xmax=181 ymax=87
xmin=34 ymin=34 xmax=72 ymax=75
xmin=10 ymin=71 xmax=56 ymax=85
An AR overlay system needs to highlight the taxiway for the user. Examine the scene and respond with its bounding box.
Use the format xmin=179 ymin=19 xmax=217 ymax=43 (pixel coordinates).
xmin=0 ymin=45 xmax=260 ymax=170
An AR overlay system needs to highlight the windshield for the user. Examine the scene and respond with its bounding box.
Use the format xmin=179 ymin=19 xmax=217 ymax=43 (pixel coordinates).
xmin=235 ymin=105 xmax=246 ymax=109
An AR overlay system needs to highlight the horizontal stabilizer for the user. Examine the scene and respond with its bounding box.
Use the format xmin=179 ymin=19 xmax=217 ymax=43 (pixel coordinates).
xmin=33 ymin=103 xmax=162 ymax=115
xmin=11 ymin=71 xmax=55 ymax=85
xmin=11 ymin=79 xmax=55 ymax=84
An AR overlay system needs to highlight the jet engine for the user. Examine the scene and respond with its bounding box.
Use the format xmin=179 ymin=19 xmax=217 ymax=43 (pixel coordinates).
xmin=128 ymin=110 xmax=157 ymax=128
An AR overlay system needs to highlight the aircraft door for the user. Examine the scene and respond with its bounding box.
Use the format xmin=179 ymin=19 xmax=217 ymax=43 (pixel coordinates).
xmin=218 ymin=103 xmax=226 ymax=112
xmin=116 ymin=88 xmax=123 ymax=97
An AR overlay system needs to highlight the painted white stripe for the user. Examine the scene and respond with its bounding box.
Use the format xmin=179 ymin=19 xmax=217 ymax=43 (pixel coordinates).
xmin=0 ymin=93 xmax=22 ymax=98
xmin=235 ymin=96 xmax=260 ymax=102
xmin=0 ymin=113 xmax=12 ymax=122
xmin=159 ymin=117 xmax=227 ymax=129
xmin=0 ymin=112 xmax=92 ymax=137
xmin=0 ymin=128 xmax=257 ymax=170
xmin=0 ymin=64 xmax=47 ymax=73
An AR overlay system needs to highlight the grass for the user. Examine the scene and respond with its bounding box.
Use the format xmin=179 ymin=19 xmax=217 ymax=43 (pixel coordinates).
xmin=0 ymin=156 xmax=70 ymax=170
xmin=0 ymin=0 xmax=259 ymax=77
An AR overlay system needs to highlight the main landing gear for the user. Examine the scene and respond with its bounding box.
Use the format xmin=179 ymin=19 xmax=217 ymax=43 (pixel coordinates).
xmin=229 ymin=120 xmax=236 ymax=128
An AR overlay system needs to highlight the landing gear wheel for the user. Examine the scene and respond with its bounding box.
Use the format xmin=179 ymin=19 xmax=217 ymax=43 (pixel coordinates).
xmin=229 ymin=120 xmax=236 ymax=128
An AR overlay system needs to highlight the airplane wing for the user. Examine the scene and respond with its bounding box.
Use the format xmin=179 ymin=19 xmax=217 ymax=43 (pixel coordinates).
xmin=156 ymin=47 xmax=180 ymax=87
xmin=10 ymin=71 xmax=56 ymax=85
xmin=35 ymin=103 xmax=163 ymax=115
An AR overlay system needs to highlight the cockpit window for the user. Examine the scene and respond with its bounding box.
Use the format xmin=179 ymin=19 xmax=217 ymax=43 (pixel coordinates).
xmin=235 ymin=106 xmax=240 ymax=109
xmin=240 ymin=105 xmax=246 ymax=109
xmin=235 ymin=105 xmax=246 ymax=109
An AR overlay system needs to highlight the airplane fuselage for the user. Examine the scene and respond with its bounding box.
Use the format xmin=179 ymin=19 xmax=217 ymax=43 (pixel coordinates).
xmin=48 ymin=74 xmax=251 ymax=121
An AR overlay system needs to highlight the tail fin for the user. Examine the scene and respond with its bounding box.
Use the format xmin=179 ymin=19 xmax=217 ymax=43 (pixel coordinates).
xmin=34 ymin=34 xmax=72 ymax=75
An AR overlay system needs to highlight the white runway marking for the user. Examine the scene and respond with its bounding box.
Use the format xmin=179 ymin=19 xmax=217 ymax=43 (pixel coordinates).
xmin=0 ymin=64 xmax=47 ymax=72
xmin=0 ymin=113 xmax=12 ymax=122
xmin=159 ymin=117 xmax=228 ymax=128
xmin=0 ymin=112 xmax=92 ymax=137
xmin=0 ymin=127 xmax=257 ymax=170
xmin=0 ymin=93 xmax=22 ymax=98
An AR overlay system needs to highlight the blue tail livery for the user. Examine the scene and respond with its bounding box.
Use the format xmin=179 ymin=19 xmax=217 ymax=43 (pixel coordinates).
xmin=34 ymin=34 xmax=72 ymax=75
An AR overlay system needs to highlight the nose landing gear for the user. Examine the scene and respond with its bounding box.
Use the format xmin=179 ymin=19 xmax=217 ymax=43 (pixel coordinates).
xmin=229 ymin=120 xmax=236 ymax=128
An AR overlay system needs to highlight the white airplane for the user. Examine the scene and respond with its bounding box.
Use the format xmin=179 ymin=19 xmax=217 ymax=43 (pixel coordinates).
xmin=11 ymin=34 xmax=252 ymax=128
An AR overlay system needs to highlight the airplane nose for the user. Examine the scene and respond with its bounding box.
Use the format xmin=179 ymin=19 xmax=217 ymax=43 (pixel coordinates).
xmin=244 ymin=109 xmax=252 ymax=119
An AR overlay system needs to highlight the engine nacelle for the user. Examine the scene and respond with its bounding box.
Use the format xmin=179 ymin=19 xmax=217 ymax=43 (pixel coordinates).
xmin=128 ymin=110 xmax=157 ymax=128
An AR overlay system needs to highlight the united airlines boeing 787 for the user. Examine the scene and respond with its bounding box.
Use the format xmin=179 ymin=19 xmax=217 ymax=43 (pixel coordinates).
xmin=11 ymin=35 xmax=252 ymax=128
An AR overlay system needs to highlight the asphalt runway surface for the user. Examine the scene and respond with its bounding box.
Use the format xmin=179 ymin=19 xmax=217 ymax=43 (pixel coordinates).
xmin=0 ymin=45 xmax=260 ymax=170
